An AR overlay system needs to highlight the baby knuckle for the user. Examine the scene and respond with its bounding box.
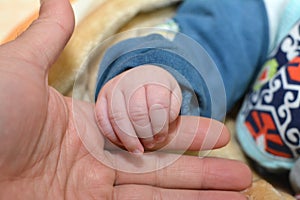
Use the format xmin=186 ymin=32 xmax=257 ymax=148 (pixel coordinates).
xmin=129 ymin=106 xmax=149 ymax=125
xmin=95 ymin=112 xmax=106 ymax=126
xmin=109 ymin=111 xmax=127 ymax=123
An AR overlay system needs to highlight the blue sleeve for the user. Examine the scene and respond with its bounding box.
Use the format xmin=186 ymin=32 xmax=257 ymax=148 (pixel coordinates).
xmin=95 ymin=0 xmax=269 ymax=120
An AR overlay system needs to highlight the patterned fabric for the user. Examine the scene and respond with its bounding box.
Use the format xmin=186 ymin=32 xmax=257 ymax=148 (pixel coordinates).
xmin=237 ymin=21 xmax=300 ymax=170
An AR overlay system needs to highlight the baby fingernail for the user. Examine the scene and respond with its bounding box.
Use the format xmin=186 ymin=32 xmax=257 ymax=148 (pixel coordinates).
xmin=132 ymin=149 xmax=143 ymax=155
xmin=155 ymin=135 xmax=166 ymax=143
xmin=146 ymin=142 xmax=155 ymax=148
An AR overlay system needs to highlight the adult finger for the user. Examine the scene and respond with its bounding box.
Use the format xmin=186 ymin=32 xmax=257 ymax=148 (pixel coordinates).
xmin=114 ymin=155 xmax=252 ymax=191
xmin=2 ymin=0 xmax=75 ymax=71
xmin=105 ymin=116 xmax=230 ymax=151
xmin=114 ymin=185 xmax=247 ymax=200
xmin=154 ymin=115 xmax=229 ymax=152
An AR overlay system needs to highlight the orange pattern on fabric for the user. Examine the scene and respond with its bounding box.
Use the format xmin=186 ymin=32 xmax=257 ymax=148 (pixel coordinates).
xmin=245 ymin=110 xmax=292 ymax=158
xmin=287 ymin=57 xmax=300 ymax=82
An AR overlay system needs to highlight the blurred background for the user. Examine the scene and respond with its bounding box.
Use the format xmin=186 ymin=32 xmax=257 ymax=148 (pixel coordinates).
xmin=0 ymin=0 xmax=39 ymax=43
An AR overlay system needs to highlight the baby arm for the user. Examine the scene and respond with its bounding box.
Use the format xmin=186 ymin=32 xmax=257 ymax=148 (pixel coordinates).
xmin=94 ymin=0 xmax=269 ymax=154
xmin=95 ymin=65 xmax=182 ymax=154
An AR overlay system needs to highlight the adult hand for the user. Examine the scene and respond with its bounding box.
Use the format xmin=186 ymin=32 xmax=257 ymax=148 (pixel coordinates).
xmin=0 ymin=0 xmax=251 ymax=199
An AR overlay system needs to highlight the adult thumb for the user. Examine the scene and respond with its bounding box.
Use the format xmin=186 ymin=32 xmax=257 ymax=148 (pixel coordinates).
xmin=3 ymin=0 xmax=75 ymax=71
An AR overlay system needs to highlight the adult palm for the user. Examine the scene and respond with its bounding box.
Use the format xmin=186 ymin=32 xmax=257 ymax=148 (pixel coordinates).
xmin=0 ymin=0 xmax=251 ymax=199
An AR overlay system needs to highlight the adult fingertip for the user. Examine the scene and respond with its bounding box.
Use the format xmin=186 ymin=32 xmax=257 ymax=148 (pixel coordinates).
xmin=217 ymin=122 xmax=231 ymax=147
xmin=11 ymin=0 xmax=75 ymax=70
xmin=200 ymin=118 xmax=231 ymax=150
xmin=236 ymin=162 xmax=253 ymax=190
xmin=221 ymin=159 xmax=252 ymax=191
xmin=39 ymin=0 xmax=75 ymax=35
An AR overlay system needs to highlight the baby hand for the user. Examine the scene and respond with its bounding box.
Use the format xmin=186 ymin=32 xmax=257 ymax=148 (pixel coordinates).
xmin=95 ymin=65 xmax=182 ymax=154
